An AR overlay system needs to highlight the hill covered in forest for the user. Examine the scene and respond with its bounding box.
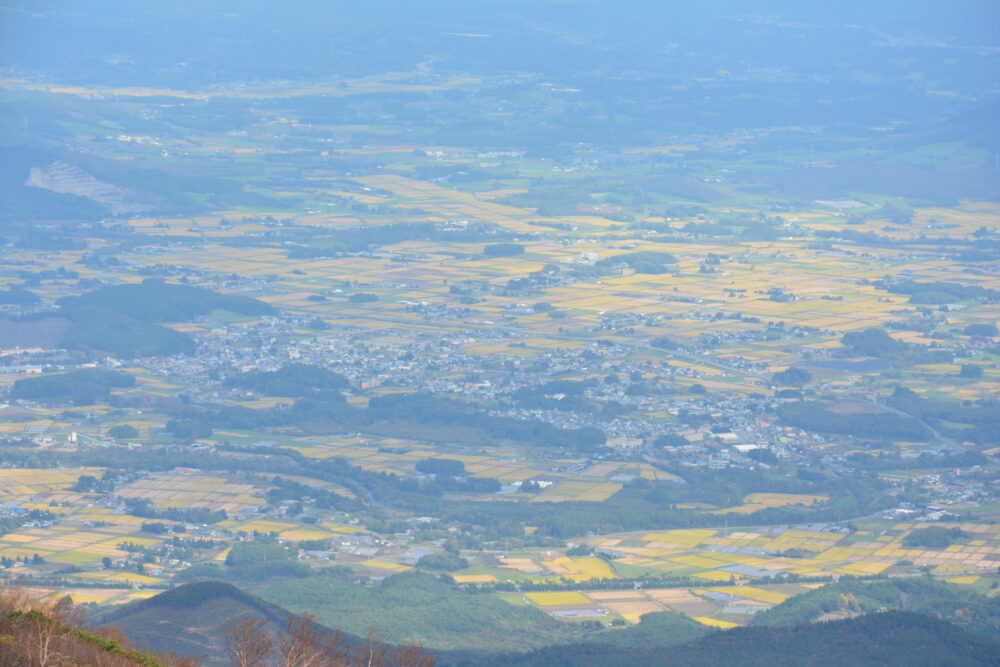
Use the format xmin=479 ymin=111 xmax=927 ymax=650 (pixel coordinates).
xmin=751 ymin=576 xmax=1000 ymax=639
xmin=45 ymin=280 xmax=278 ymax=359
xmin=88 ymin=579 xmax=1000 ymax=666
xmin=458 ymin=610 xmax=1000 ymax=667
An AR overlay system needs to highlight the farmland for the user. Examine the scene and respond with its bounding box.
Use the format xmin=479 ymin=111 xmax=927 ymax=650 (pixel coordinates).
xmin=454 ymin=521 xmax=1000 ymax=627
xmin=0 ymin=28 xmax=998 ymax=654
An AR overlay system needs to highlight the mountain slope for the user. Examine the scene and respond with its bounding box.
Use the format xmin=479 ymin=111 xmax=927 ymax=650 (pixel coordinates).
xmin=750 ymin=577 xmax=1000 ymax=639
xmin=456 ymin=610 xmax=1000 ymax=667
xmin=255 ymin=572 xmax=584 ymax=651
xmin=96 ymin=581 xmax=303 ymax=664
xmin=102 ymin=580 xmax=1000 ymax=666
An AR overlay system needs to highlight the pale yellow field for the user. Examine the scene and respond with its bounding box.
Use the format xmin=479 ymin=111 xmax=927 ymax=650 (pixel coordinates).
xmin=714 ymin=586 xmax=788 ymax=605
xmin=693 ymin=617 xmax=740 ymax=628
xmin=715 ymin=493 xmax=828 ymax=515
xmin=452 ymin=574 xmax=497 ymax=583
xmin=541 ymin=557 xmax=616 ymax=581
xmin=234 ymin=520 xmax=297 ymax=533
xmin=603 ymin=600 xmax=664 ymax=623
xmin=524 ymin=591 xmax=592 ymax=606
xmin=358 ymin=560 xmax=412 ymax=572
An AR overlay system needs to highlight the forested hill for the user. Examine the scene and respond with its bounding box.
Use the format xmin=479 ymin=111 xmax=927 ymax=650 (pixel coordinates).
xmin=456 ymin=611 xmax=1000 ymax=667
xmin=96 ymin=580 xmax=303 ymax=662
xmin=0 ymin=144 xmax=280 ymax=223
xmin=49 ymin=280 xmax=277 ymax=358
xmin=59 ymin=279 xmax=276 ymax=322
xmin=93 ymin=580 xmax=1000 ymax=666
xmin=751 ymin=576 xmax=1000 ymax=639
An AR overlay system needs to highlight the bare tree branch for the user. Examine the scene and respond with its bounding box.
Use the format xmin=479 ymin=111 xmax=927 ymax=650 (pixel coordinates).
xmin=225 ymin=616 xmax=275 ymax=667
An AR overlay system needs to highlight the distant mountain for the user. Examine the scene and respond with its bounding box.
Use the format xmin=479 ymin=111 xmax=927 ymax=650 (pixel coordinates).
xmin=3 ymin=3 xmax=997 ymax=135
xmin=886 ymin=99 xmax=1000 ymax=153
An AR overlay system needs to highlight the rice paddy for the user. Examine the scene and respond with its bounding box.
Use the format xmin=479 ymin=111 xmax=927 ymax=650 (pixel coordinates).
xmin=1 ymin=128 xmax=998 ymax=633
xmin=115 ymin=473 xmax=265 ymax=513
xmin=469 ymin=520 xmax=1000 ymax=627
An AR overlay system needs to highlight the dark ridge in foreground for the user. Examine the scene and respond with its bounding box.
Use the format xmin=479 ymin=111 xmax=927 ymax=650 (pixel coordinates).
xmin=97 ymin=581 xmax=1000 ymax=667
xmin=449 ymin=611 xmax=1000 ymax=667
xmin=95 ymin=581 xmax=309 ymax=664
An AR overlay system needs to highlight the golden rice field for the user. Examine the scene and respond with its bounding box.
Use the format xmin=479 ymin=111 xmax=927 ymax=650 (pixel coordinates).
xmin=524 ymin=591 xmax=592 ymax=606
xmin=233 ymin=519 xmax=297 ymax=533
xmin=514 ymin=579 xmax=823 ymax=627
xmin=515 ymin=518 xmax=1000 ymax=625
xmin=486 ymin=520 xmax=1000 ymax=628
xmin=0 ymin=516 xmax=168 ymax=567
xmin=2 ymin=160 xmax=999 ymax=613
xmin=115 ymin=473 xmax=265 ymax=513
xmin=713 ymin=586 xmax=789 ymax=605
xmin=452 ymin=574 xmax=497 ymax=584
xmin=540 ymin=556 xmax=617 ymax=581
xmin=714 ymin=493 xmax=829 ymax=515
xmin=24 ymin=189 xmax=995 ymax=404
xmin=357 ymin=559 xmax=412 ymax=572
xmin=693 ymin=617 xmax=740 ymax=629
xmin=0 ymin=468 xmax=104 ymax=499
xmin=286 ymin=435 xmax=650 ymax=502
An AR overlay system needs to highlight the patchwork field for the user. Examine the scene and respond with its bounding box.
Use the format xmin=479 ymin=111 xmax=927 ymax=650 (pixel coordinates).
xmin=504 ymin=581 xmax=821 ymax=626
xmin=452 ymin=521 xmax=1000 ymax=627
xmin=115 ymin=473 xmax=265 ymax=513
xmin=0 ymin=80 xmax=998 ymax=645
